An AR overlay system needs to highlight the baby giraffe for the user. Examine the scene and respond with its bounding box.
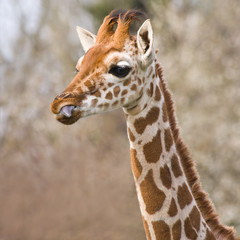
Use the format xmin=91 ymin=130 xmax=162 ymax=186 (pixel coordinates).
xmin=51 ymin=10 xmax=239 ymax=240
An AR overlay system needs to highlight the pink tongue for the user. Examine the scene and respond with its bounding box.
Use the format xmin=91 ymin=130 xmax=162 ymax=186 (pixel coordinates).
xmin=60 ymin=105 xmax=75 ymax=117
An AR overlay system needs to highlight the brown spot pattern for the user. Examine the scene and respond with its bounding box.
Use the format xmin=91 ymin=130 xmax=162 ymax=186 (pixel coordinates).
xmin=113 ymin=86 xmax=120 ymax=97
xmin=112 ymin=100 xmax=118 ymax=107
xmin=177 ymin=183 xmax=193 ymax=209
xmin=123 ymin=79 xmax=131 ymax=86
xmin=131 ymin=84 xmax=137 ymax=91
xmin=130 ymin=148 xmax=142 ymax=179
xmin=147 ymin=82 xmax=153 ymax=97
xmin=167 ymin=198 xmax=177 ymax=217
xmin=172 ymin=220 xmax=182 ymax=240
xmin=164 ymin=128 xmax=173 ymax=152
xmin=121 ymin=89 xmax=128 ymax=96
xmin=143 ymin=218 xmax=151 ymax=240
xmin=134 ymin=107 xmax=160 ymax=134
xmin=128 ymin=128 xmax=135 ymax=142
xmin=171 ymin=154 xmax=183 ymax=178
xmin=154 ymin=86 xmax=161 ymax=101
xmin=143 ymin=130 xmax=162 ymax=163
xmin=152 ymin=220 xmax=171 ymax=240
xmin=189 ymin=206 xmax=201 ymax=232
xmin=137 ymin=77 xmax=142 ymax=85
xmin=160 ymin=164 xmax=172 ymax=189
xmin=103 ymin=102 xmax=109 ymax=108
xmin=140 ymin=169 xmax=166 ymax=214
xmin=184 ymin=217 xmax=197 ymax=240
xmin=91 ymin=99 xmax=98 ymax=107
xmin=93 ymin=90 xmax=101 ymax=98
xmin=106 ymin=91 xmax=113 ymax=100
xmin=107 ymin=82 xmax=114 ymax=87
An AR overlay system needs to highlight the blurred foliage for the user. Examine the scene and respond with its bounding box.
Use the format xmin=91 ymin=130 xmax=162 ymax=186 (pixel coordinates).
xmin=0 ymin=0 xmax=239 ymax=239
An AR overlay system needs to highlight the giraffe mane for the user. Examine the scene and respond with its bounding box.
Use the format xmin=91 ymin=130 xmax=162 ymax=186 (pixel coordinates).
xmin=156 ymin=63 xmax=237 ymax=240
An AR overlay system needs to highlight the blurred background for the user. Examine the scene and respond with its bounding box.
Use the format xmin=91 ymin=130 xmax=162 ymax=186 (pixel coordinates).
xmin=0 ymin=0 xmax=239 ymax=239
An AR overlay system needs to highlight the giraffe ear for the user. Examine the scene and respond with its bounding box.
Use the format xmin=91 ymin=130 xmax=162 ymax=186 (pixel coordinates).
xmin=76 ymin=26 xmax=96 ymax=52
xmin=137 ymin=19 xmax=154 ymax=68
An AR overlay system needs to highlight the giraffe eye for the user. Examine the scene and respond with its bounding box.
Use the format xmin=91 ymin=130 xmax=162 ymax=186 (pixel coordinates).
xmin=109 ymin=65 xmax=131 ymax=78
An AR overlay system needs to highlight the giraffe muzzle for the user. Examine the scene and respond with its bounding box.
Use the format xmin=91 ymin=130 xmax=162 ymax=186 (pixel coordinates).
xmin=51 ymin=93 xmax=86 ymax=125
xmin=55 ymin=105 xmax=82 ymax=125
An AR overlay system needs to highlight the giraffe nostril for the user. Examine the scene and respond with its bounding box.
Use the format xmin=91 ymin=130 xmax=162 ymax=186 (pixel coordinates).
xmin=60 ymin=105 xmax=76 ymax=117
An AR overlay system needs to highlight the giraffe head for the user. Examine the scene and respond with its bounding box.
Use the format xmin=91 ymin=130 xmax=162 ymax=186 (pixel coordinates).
xmin=51 ymin=10 xmax=155 ymax=124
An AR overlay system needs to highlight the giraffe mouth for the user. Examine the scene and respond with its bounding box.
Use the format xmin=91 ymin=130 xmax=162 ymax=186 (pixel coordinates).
xmin=60 ymin=105 xmax=77 ymax=117
xmin=55 ymin=105 xmax=82 ymax=125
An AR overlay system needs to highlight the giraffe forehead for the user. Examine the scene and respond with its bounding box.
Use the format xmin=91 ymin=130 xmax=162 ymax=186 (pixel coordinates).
xmin=79 ymin=45 xmax=119 ymax=79
xmin=104 ymin=51 xmax=134 ymax=67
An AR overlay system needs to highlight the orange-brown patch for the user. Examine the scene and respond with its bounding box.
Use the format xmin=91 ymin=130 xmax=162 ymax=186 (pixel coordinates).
xmin=167 ymin=198 xmax=178 ymax=217
xmin=128 ymin=128 xmax=135 ymax=142
xmin=112 ymin=100 xmax=118 ymax=107
xmin=113 ymin=86 xmax=120 ymax=97
xmin=84 ymin=80 xmax=94 ymax=89
xmin=123 ymin=79 xmax=131 ymax=86
xmin=91 ymin=99 xmax=98 ymax=107
xmin=164 ymin=128 xmax=173 ymax=152
xmin=189 ymin=206 xmax=201 ymax=232
xmin=160 ymin=164 xmax=172 ymax=189
xmin=137 ymin=77 xmax=142 ymax=85
xmin=93 ymin=90 xmax=101 ymax=98
xmin=106 ymin=91 xmax=113 ymax=100
xmin=130 ymin=148 xmax=142 ymax=179
xmin=152 ymin=220 xmax=171 ymax=240
xmin=140 ymin=169 xmax=166 ymax=214
xmin=177 ymin=183 xmax=193 ymax=209
xmin=171 ymin=154 xmax=183 ymax=178
xmin=184 ymin=217 xmax=197 ymax=240
xmin=121 ymin=89 xmax=128 ymax=96
xmin=172 ymin=220 xmax=182 ymax=240
xmin=143 ymin=218 xmax=151 ymax=240
xmin=143 ymin=130 xmax=162 ymax=163
xmin=134 ymin=107 xmax=160 ymax=134
xmin=147 ymin=82 xmax=154 ymax=97
xmin=131 ymin=84 xmax=137 ymax=91
xmin=77 ymin=86 xmax=83 ymax=92
xmin=103 ymin=102 xmax=109 ymax=108
xmin=108 ymin=82 xmax=114 ymax=87
xmin=154 ymin=86 xmax=161 ymax=101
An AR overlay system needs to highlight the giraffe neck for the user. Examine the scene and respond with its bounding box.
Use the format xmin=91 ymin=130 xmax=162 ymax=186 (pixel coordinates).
xmin=124 ymin=62 xmax=235 ymax=240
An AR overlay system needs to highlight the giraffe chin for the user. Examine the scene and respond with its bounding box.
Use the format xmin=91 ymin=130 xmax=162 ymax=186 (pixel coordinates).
xmin=55 ymin=110 xmax=82 ymax=125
